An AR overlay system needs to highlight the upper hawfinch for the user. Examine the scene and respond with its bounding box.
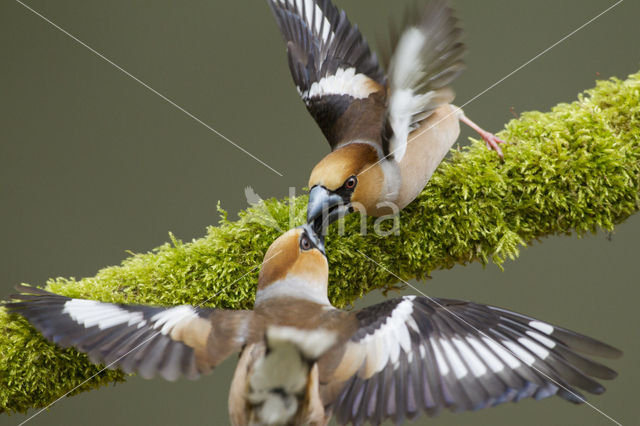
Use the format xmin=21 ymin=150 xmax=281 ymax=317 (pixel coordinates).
xmin=7 ymin=225 xmax=621 ymax=425
xmin=267 ymin=0 xmax=506 ymax=227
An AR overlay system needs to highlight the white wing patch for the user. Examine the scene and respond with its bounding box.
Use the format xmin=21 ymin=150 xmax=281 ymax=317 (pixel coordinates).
xmin=518 ymin=337 xmax=550 ymax=359
xmin=62 ymin=300 xmax=198 ymax=335
xmin=440 ymin=338 xmax=468 ymax=379
xmin=358 ymin=297 xmax=415 ymax=375
xmin=151 ymin=306 xmax=198 ymax=335
xmin=452 ymin=337 xmax=487 ymax=377
xmin=502 ymin=340 xmax=536 ymax=366
xmin=389 ymin=28 xmax=426 ymax=90
xmin=466 ymin=336 xmax=504 ymax=373
xmin=483 ymin=336 xmax=521 ymax=369
xmin=384 ymin=2 xmax=464 ymax=163
xmin=430 ymin=337 xmax=449 ymax=375
xmin=302 ymin=67 xmax=377 ymax=100
xmin=526 ymin=330 xmax=556 ymax=348
xmin=334 ymin=296 xmax=620 ymax=422
xmin=386 ymin=28 xmax=431 ymax=162
xmin=63 ymin=299 xmax=144 ymax=330
xmin=529 ymin=320 xmax=554 ymax=335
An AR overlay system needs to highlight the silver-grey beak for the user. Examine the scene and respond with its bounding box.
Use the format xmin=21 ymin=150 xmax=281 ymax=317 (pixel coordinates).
xmin=300 ymin=223 xmax=325 ymax=256
xmin=307 ymin=185 xmax=348 ymax=232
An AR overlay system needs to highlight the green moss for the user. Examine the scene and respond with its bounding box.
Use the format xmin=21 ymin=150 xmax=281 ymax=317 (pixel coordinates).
xmin=2 ymin=72 xmax=639 ymax=414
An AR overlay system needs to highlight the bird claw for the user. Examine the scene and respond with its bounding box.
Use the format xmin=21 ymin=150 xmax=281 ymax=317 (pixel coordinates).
xmin=479 ymin=131 xmax=505 ymax=161
xmin=457 ymin=113 xmax=506 ymax=161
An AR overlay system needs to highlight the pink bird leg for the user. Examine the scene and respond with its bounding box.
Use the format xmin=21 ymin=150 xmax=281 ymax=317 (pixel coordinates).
xmin=459 ymin=113 xmax=506 ymax=160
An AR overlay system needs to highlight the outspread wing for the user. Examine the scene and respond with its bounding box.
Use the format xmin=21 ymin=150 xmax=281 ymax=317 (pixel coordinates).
xmin=7 ymin=285 xmax=252 ymax=381
xmin=383 ymin=0 xmax=465 ymax=161
xmin=267 ymin=0 xmax=387 ymax=148
xmin=326 ymin=296 xmax=621 ymax=425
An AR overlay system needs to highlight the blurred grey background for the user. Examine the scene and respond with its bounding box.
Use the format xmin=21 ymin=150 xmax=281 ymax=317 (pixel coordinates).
xmin=1 ymin=0 xmax=638 ymax=425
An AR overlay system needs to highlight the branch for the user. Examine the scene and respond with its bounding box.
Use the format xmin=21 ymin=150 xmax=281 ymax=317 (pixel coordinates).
xmin=2 ymin=72 xmax=639 ymax=414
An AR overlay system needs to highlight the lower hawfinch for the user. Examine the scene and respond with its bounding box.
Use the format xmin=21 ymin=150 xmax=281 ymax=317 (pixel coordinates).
xmin=266 ymin=0 xmax=506 ymax=227
xmin=8 ymin=225 xmax=621 ymax=425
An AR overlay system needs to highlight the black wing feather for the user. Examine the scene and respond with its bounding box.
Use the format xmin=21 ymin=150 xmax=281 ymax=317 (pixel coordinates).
xmin=268 ymin=0 xmax=386 ymax=148
xmin=6 ymin=285 xmax=226 ymax=381
xmin=268 ymin=0 xmax=384 ymax=93
xmin=329 ymin=296 xmax=621 ymax=425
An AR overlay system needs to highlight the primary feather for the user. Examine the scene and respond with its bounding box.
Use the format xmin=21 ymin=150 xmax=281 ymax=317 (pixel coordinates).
xmin=384 ymin=0 xmax=465 ymax=161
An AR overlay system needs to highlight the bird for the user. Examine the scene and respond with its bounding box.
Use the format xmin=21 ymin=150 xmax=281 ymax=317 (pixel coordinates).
xmin=7 ymin=224 xmax=621 ymax=425
xmin=266 ymin=0 xmax=507 ymax=229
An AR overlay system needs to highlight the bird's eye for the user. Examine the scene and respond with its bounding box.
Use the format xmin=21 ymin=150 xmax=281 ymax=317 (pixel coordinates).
xmin=345 ymin=176 xmax=357 ymax=190
xmin=300 ymin=235 xmax=312 ymax=251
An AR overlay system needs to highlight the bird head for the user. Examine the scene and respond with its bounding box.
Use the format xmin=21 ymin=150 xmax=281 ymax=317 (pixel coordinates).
xmin=256 ymin=224 xmax=328 ymax=305
xmin=307 ymin=143 xmax=384 ymax=232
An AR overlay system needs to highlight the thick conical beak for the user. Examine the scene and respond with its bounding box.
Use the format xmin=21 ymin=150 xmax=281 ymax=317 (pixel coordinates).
xmin=300 ymin=223 xmax=325 ymax=256
xmin=307 ymin=185 xmax=349 ymax=233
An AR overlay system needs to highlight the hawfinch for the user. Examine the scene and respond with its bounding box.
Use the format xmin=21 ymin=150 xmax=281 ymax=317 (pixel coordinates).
xmin=8 ymin=225 xmax=620 ymax=425
xmin=267 ymin=0 xmax=506 ymax=227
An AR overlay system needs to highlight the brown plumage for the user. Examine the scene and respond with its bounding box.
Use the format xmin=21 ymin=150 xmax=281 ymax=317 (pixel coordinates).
xmin=6 ymin=225 xmax=621 ymax=425
xmin=267 ymin=0 xmax=506 ymax=227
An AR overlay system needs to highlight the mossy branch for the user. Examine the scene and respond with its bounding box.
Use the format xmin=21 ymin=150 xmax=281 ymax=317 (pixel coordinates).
xmin=2 ymin=73 xmax=639 ymax=414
